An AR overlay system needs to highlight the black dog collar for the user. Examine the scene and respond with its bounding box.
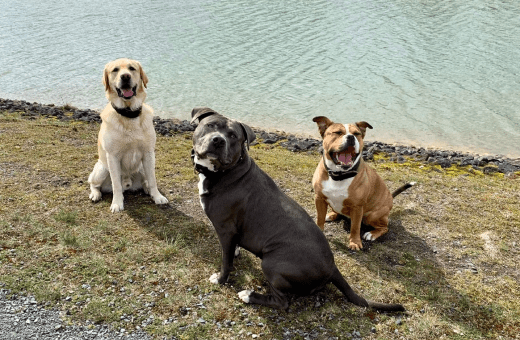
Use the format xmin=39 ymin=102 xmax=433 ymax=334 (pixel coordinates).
xmin=324 ymin=154 xmax=361 ymax=181
xmin=111 ymin=103 xmax=142 ymax=119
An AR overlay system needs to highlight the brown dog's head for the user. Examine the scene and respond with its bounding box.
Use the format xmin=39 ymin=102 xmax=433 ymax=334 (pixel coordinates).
xmin=103 ymin=58 xmax=148 ymax=110
xmin=313 ymin=116 xmax=372 ymax=171
xmin=191 ymin=107 xmax=256 ymax=173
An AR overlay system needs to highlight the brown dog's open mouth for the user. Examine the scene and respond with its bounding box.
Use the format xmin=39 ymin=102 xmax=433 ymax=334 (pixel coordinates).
xmin=116 ymin=85 xmax=137 ymax=100
xmin=331 ymin=147 xmax=358 ymax=169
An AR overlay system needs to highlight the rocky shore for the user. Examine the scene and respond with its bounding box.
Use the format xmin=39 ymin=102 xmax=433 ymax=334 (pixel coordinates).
xmin=1 ymin=98 xmax=519 ymax=176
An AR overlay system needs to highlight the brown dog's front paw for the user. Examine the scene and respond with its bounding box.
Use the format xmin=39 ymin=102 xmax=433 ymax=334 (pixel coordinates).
xmin=326 ymin=212 xmax=339 ymax=222
xmin=349 ymin=240 xmax=363 ymax=251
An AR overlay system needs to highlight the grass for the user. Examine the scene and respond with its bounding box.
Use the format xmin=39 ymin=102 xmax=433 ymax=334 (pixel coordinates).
xmin=1 ymin=111 xmax=519 ymax=339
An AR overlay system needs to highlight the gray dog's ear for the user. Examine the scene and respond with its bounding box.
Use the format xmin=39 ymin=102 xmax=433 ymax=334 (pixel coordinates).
xmin=190 ymin=107 xmax=219 ymax=125
xmin=239 ymin=123 xmax=256 ymax=150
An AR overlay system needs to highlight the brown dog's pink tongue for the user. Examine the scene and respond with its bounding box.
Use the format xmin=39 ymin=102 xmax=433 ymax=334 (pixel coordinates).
xmin=123 ymin=89 xmax=134 ymax=97
xmin=338 ymin=153 xmax=352 ymax=165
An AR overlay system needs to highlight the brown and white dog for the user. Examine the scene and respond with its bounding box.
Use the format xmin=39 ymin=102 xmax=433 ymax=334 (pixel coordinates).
xmin=312 ymin=116 xmax=414 ymax=250
xmin=88 ymin=58 xmax=168 ymax=212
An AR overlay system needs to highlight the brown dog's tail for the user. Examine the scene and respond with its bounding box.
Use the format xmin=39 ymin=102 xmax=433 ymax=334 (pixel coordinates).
xmin=330 ymin=268 xmax=405 ymax=312
xmin=392 ymin=182 xmax=416 ymax=198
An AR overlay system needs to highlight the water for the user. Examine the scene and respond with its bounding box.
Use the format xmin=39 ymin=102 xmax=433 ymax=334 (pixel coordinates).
xmin=1 ymin=0 xmax=519 ymax=157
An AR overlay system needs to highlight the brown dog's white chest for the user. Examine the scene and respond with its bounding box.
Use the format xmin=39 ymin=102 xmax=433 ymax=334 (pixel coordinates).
xmin=320 ymin=176 xmax=354 ymax=215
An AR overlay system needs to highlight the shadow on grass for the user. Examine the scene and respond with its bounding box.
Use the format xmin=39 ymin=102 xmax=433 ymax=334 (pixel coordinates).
xmin=115 ymin=191 xmax=218 ymax=260
xmin=96 ymin=191 xmax=515 ymax=338
xmin=329 ymin=214 xmax=512 ymax=337
xmin=122 ymin=190 xmax=264 ymax=281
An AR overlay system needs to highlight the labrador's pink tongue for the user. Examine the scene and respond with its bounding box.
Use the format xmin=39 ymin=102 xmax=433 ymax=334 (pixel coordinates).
xmin=338 ymin=153 xmax=352 ymax=165
xmin=123 ymin=89 xmax=134 ymax=97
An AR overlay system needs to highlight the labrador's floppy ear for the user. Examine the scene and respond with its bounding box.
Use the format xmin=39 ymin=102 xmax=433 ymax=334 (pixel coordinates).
xmin=138 ymin=61 xmax=148 ymax=89
xmin=239 ymin=122 xmax=256 ymax=150
xmin=355 ymin=121 xmax=373 ymax=137
xmin=103 ymin=63 xmax=111 ymax=93
xmin=312 ymin=116 xmax=334 ymax=138
xmin=190 ymin=107 xmax=220 ymax=125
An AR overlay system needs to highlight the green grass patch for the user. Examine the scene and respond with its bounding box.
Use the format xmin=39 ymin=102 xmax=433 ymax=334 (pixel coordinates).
xmin=1 ymin=112 xmax=519 ymax=339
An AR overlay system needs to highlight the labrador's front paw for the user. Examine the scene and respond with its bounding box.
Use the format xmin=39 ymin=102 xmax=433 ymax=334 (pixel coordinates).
xmin=153 ymin=193 xmax=169 ymax=205
xmin=89 ymin=190 xmax=102 ymax=202
xmin=110 ymin=201 xmax=124 ymax=213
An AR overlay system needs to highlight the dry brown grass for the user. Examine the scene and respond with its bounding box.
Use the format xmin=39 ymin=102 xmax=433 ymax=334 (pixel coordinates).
xmin=1 ymin=111 xmax=519 ymax=339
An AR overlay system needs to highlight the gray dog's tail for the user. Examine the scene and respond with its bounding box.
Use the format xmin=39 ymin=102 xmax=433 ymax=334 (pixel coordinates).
xmin=392 ymin=182 xmax=416 ymax=198
xmin=330 ymin=268 xmax=405 ymax=312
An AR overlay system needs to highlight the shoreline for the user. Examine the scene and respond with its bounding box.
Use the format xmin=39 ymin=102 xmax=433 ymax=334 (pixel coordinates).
xmin=1 ymin=98 xmax=519 ymax=176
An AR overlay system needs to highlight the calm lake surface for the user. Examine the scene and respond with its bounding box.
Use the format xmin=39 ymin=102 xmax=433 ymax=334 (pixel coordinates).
xmin=1 ymin=0 xmax=519 ymax=157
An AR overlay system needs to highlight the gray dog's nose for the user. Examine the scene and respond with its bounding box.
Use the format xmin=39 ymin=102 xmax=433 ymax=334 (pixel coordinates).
xmin=212 ymin=135 xmax=226 ymax=147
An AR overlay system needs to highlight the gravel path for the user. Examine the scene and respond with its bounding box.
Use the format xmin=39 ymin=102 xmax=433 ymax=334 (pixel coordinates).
xmin=0 ymin=285 xmax=151 ymax=340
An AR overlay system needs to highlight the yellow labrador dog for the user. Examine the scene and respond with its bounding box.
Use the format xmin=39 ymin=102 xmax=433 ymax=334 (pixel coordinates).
xmin=88 ymin=58 xmax=168 ymax=212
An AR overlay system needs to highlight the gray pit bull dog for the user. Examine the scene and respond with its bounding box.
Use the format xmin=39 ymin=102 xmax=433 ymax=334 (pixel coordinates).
xmin=190 ymin=107 xmax=405 ymax=312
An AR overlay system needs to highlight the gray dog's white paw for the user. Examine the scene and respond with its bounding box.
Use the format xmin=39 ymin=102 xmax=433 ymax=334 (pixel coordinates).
xmin=209 ymin=273 xmax=220 ymax=284
xmin=238 ymin=290 xmax=253 ymax=303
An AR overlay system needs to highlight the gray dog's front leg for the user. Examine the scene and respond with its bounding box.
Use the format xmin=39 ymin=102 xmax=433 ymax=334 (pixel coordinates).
xmin=209 ymin=231 xmax=237 ymax=284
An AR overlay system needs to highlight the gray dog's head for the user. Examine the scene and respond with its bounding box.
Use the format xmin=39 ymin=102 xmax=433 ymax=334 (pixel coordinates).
xmin=191 ymin=107 xmax=256 ymax=173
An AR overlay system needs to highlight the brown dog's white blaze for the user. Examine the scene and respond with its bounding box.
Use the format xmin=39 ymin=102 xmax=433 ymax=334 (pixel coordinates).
xmin=316 ymin=122 xmax=368 ymax=171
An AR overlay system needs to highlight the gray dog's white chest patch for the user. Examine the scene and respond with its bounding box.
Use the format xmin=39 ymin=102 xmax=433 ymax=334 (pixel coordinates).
xmin=198 ymin=173 xmax=209 ymax=196
xmin=194 ymin=155 xmax=216 ymax=172
xmin=198 ymin=173 xmax=208 ymax=211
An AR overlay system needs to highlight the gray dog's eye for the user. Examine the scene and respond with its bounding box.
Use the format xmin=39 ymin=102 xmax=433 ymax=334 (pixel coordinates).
xmin=230 ymin=133 xmax=237 ymax=139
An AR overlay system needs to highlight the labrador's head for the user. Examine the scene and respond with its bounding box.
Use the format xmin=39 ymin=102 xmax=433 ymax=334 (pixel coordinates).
xmin=103 ymin=58 xmax=148 ymax=110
